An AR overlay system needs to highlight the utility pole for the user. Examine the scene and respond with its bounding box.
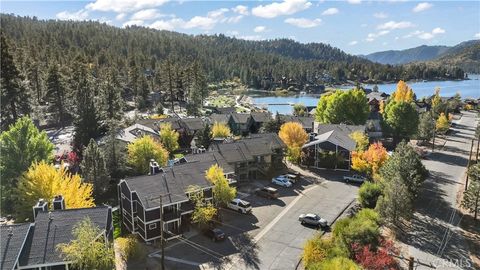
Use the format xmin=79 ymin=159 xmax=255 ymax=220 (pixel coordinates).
xmin=159 ymin=195 xmax=165 ymax=270
xmin=476 ymin=135 xmax=479 ymax=163
xmin=465 ymin=139 xmax=475 ymax=191
xmin=432 ymin=128 xmax=436 ymax=152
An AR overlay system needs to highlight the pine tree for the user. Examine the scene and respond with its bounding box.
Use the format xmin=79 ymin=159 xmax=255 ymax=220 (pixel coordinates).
xmin=163 ymin=58 xmax=175 ymax=112
xmin=72 ymin=64 xmax=100 ymax=151
xmin=104 ymin=120 xmax=125 ymax=178
xmin=197 ymin=124 xmax=212 ymax=149
xmin=45 ymin=65 xmax=68 ymax=126
xmin=1 ymin=34 xmax=30 ymax=130
xmin=100 ymin=71 xmax=123 ymax=122
xmin=81 ymin=139 xmax=109 ymax=197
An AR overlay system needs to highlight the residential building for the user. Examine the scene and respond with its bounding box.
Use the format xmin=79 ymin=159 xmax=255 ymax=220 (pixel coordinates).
xmin=250 ymin=112 xmax=272 ymax=133
xmin=118 ymin=152 xmax=234 ymax=243
xmin=0 ymin=197 xmax=112 ymax=270
xmin=279 ymin=115 xmax=315 ymax=133
xmin=228 ymin=113 xmax=252 ymax=135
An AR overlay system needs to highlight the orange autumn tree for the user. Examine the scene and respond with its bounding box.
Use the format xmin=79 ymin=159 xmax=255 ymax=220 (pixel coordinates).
xmin=351 ymin=142 xmax=389 ymax=180
xmin=279 ymin=122 xmax=308 ymax=163
xmin=392 ymin=81 xmax=414 ymax=102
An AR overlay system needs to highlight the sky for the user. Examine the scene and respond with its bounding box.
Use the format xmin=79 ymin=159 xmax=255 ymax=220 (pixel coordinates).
xmin=1 ymin=0 xmax=479 ymax=55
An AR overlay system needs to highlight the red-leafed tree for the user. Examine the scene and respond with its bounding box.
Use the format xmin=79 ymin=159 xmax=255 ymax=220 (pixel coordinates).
xmin=352 ymin=240 xmax=399 ymax=270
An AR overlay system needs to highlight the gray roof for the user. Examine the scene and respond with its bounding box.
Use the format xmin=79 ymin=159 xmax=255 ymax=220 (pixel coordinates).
xmin=137 ymin=118 xmax=183 ymax=131
xmin=280 ymin=115 xmax=314 ymax=130
xmin=1 ymin=223 xmax=31 ymax=270
xmin=314 ymin=123 xmax=365 ymax=136
xmin=180 ymin=118 xmax=205 ymax=132
xmin=209 ymin=114 xmax=231 ymax=124
xmin=215 ymin=107 xmax=236 ymax=114
xmin=303 ymin=130 xmax=356 ymax=151
xmin=19 ymin=207 xmax=110 ymax=267
xmin=230 ymin=113 xmax=251 ymax=124
xmin=125 ymin=151 xmax=233 ymax=208
xmin=250 ymin=112 xmax=272 ymax=123
xmin=367 ymin=92 xmax=389 ymax=102
xmin=116 ymin=124 xmax=159 ymax=144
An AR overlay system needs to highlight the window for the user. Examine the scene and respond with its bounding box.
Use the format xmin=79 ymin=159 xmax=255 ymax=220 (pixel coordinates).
xmin=148 ymin=223 xmax=157 ymax=230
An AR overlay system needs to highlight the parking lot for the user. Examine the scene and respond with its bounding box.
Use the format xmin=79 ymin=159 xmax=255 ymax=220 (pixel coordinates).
xmin=151 ymin=172 xmax=359 ymax=270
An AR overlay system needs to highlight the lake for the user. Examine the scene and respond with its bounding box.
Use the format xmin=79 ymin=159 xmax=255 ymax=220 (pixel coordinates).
xmin=251 ymin=75 xmax=480 ymax=115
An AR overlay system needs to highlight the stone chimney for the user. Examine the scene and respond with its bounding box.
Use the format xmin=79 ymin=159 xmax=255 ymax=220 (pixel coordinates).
xmin=149 ymin=159 xmax=160 ymax=175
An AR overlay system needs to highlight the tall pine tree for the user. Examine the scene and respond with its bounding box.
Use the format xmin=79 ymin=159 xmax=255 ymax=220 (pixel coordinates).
xmin=81 ymin=139 xmax=109 ymax=197
xmin=45 ymin=65 xmax=68 ymax=126
xmin=100 ymin=70 xmax=123 ymax=122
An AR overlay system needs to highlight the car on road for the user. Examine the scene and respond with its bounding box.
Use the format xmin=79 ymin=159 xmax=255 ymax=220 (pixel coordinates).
xmin=203 ymin=228 xmax=226 ymax=242
xmin=227 ymin=198 xmax=252 ymax=214
xmin=343 ymin=174 xmax=366 ymax=184
xmin=298 ymin=213 xmax=328 ymax=228
xmin=255 ymin=187 xmax=279 ymax=199
xmin=278 ymin=173 xmax=300 ymax=184
xmin=272 ymin=176 xmax=293 ymax=187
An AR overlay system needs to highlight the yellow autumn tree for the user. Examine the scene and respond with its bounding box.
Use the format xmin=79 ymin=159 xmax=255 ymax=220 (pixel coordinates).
xmin=351 ymin=142 xmax=389 ymax=180
xmin=211 ymin=122 xmax=231 ymax=138
xmin=392 ymin=80 xmax=414 ymax=102
xmin=379 ymin=100 xmax=385 ymax=114
xmin=205 ymin=164 xmax=236 ymax=207
xmin=279 ymin=122 xmax=308 ymax=163
xmin=16 ymin=161 xmax=95 ymax=219
xmin=349 ymin=131 xmax=369 ymax=151
xmin=127 ymin=135 xmax=169 ymax=174
xmin=436 ymin=113 xmax=450 ymax=134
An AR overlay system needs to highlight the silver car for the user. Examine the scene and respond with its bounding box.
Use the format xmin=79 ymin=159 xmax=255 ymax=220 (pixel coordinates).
xmin=299 ymin=213 xmax=328 ymax=227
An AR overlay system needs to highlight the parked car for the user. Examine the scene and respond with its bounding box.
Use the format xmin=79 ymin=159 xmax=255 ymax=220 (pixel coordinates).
xmin=343 ymin=174 xmax=366 ymax=184
xmin=278 ymin=173 xmax=300 ymax=184
xmin=255 ymin=187 xmax=279 ymax=199
xmin=272 ymin=176 xmax=292 ymax=187
xmin=203 ymin=228 xmax=226 ymax=242
xmin=227 ymin=198 xmax=252 ymax=214
xmin=298 ymin=213 xmax=328 ymax=228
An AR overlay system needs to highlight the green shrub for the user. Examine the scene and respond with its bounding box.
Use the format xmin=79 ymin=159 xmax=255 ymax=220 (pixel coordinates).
xmin=332 ymin=212 xmax=380 ymax=254
xmin=115 ymin=235 xmax=146 ymax=262
xmin=303 ymin=235 xmax=348 ymax=268
xmin=358 ymin=181 xmax=382 ymax=209
xmin=356 ymin=208 xmax=381 ymax=225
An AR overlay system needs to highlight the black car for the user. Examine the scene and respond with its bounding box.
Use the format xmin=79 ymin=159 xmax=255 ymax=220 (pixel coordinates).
xmin=204 ymin=228 xmax=226 ymax=242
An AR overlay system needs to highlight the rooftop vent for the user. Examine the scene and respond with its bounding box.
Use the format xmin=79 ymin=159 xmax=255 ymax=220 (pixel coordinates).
xmin=32 ymin=198 xmax=48 ymax=220
xmin=52 ymin=195 xmax=65 ymax=210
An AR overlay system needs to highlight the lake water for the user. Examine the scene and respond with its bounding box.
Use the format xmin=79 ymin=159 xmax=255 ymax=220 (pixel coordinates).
xmin=251 ymin=75 xmax=480 ymax=115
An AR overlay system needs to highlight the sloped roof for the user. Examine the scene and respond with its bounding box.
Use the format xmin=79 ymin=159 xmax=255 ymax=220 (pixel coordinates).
xmin=303 ymin=130 xmax=356 ymax=151
xmin=367 ymin=92 xmax=389 ymax=102
xmin=250 ymin=112 xmax=272 ymax=123
xmin=1 ymin=223 xmax=31 ymax=270
xmin=314 ymin=123 xmax=365 ymax=136
xmin=137 ymin=118 xmax=183 ymax=131
xmin=19 ymin=207 xmax=110 ymax=267
xmin=180 ymin=118 xmax=205 ymax=132
xmin=280 ymin=115 xmax=314 ymax=129
xmin=116 ymin=124 xmax=159 ymax=144
xmin=230 ymin=113 xmax=251 ymax=124
xmin=209 ymin=114 xmax=231 ymax=124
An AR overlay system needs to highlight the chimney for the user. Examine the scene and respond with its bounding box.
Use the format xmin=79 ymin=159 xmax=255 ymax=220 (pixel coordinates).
xmin=309 ymin=133 xmax=317 ymax=142
xmin=52 ymin=195 xmax=65 ymax=210
xmin=149 ymin=159 xmax=160 ymax=175
xmin=32 ymin=199 xmax=48 ymax=220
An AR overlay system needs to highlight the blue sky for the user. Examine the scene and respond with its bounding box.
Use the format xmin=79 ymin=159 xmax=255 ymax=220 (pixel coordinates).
xmin=1 ymin=0 xmax=479 ymax=55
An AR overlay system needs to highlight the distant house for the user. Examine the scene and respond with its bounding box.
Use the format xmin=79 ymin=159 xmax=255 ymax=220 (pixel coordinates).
xmin=136 ymin=117 xmax=206 ymax=147
xmin=208 ymin=133 xmax=286 ymax=180
xmin=0 ymin=198 xmax=112 ymax=270
xmin=214 ymin=107 xmax=236 ymax=114
xmin=279 ymin=115 xmax=315 ymax=133
xmin=414 ymin=100 xmax=431 ymax=114
xmin=367 ymin=92 xmax=389 ymax=113
xmin=250 ymin=112 xmax=272 ymax=133
xmin=314 ymin=123 xmax=365 ymax=136
xmin=228 ymin=113 xmax=253 ymax=135
xmin=208 ymin=113 xmax=231 ymax=125
xmin=118 ymin=152 xmax=234 ymax=243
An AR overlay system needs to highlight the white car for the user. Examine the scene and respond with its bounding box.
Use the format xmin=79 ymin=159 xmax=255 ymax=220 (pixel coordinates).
xmin=272 ymin=176 xmax=292 ymax=187
xmin=227 ymin=198 xmax=252 ymax=214
xmin=298 ymin=213 xmax=328 ymax=228
xmin=343 ymin=174 xmax=366 ymax=184
xmin=278 ymin=173 xmax=300 ymax=184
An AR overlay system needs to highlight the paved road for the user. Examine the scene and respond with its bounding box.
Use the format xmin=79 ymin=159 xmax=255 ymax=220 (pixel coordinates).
xmin=404 ymin=111 xmax=478 ymax=270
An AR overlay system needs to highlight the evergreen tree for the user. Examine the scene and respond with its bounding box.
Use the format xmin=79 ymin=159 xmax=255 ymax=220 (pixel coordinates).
xmin=127 ymin=57 xmax=139 ymax=102
xmin=416 ymin=112 xmax=435 ymax=143
xmin=81 ymin=139 xmax=109 ymax=197
xmin=197 ymin=124 xmax=212 ymax=149
xmin=45 ymin=65 xmax=68 ymax=126
xmin=462 ymin=164 xmax=480 ymax=220
xmin=263 ymin=112 xmax=285 ymax=133
xmin=100 ymin=71 xmax=123 ymax=122
xmin=162 ymin=58 xmax=175 ymax=112
xmin=104 ymin=120 xmax=125 ymax=178
xmin=1 ymin=34 xmax=30 ymax=130
xmin=72 ymin=64 xmax=100 ymax=151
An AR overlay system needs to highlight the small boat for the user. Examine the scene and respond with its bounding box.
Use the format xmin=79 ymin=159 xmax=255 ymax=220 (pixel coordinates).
xmin=299 ymin=91 xmax=306 ymax=95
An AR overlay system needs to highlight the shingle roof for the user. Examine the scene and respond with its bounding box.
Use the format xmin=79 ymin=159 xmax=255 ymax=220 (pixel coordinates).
xmin=1 ymin=223 xmax=31 ymax=270
xmin=209 ymin=114 xmax=231 ymax=124
xmin=19 ymin=207 xmax=110 ymax=267
xmin=215 ymin=107 xmax=236 ymax=114
xmin=303 ymin=130 xmax=356 ymax=151
xmin=314 ymin=123 xmax=365 ymax=136
xmin=280 ymin=115 xmax=314 ymax=130
xmin=230 ymin=113 xmax=251 ymax=124
xmin=367 ymin=92 xmax=389 ymax=102
xmin=137 ymin=118 xmax=183 ymax=131
xmin=116 ymin=124 xmax=159 ymax=144
xmin=180 ymin=118 xmax=205 ymax=132
xmin=250 ymin=112 xmax=272 ymax=123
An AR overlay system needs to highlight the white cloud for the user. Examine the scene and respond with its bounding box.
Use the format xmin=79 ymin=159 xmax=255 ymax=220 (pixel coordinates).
xmin=56 ymin=9 xmax=89 ymax=21
xmin=123 ymin=20 xmax=144 ymax=27
xmin=403 ymin=28 xmax=446 ymax=40
xmin=149 ymin=8 xmax=239 ymax=31
xmin=413 ymin=2 xmax=433 ymax=13
xmin=347 ymin=0 xmax=362 ymax=4
xmin=284 ymin=17 xmax=321 ymax=28
xmin=349 ymin=40 xmax=358 ymax=46
xmin=377 ymin=20 xmax=415 ymax=30
xmin=254 ymin=26 xmax=267 ymax=33
xmin=373 ymin=12 xmax=388 ymax=19
xmin=365 ymin=30 xmax=390 ymax=41
xmin=322 ymin=8 xmax=339 ymax=16
xmin=86 ymin=0 xmax=169 ymax=13
xmin=252 ymin=0 xmax=312 ymax=19
xmin=116 ymin=13 xmax=127 ymax=20
xmin=131 ymin=9 xmax=162 ymax=20
xmin=475 ymin=33 xmax=480 ymax=39
xmin=232 ymin=5 xmax=249 ymax=15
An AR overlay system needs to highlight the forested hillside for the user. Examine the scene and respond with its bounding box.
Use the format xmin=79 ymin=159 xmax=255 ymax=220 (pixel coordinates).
xmin=428 ymin=40 xmax=480 ymax=73
xmin=363 ymin=45 xmax=450 ymax=65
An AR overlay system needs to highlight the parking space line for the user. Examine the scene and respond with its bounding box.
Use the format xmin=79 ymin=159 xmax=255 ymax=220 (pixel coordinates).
xmin=152 ymin=255 xmax=200 ymax=266
xmin=253 ymin=185 xmax=319 ymax=243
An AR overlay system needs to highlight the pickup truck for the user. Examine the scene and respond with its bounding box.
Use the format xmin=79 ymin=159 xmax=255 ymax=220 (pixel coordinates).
xmin=343 ymin=174 xmax=366 ymax=184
